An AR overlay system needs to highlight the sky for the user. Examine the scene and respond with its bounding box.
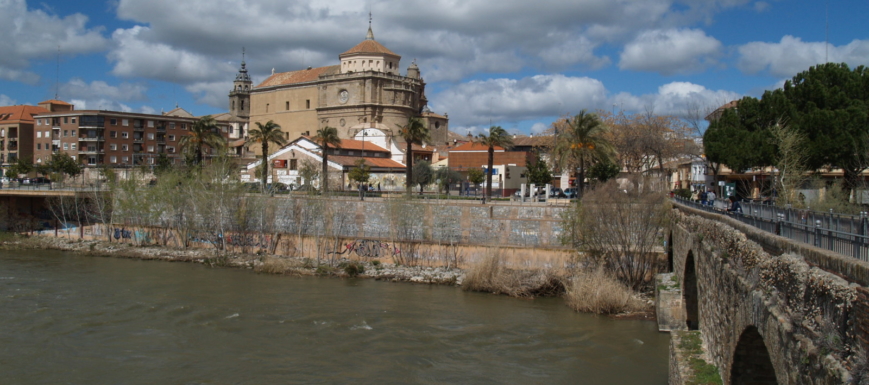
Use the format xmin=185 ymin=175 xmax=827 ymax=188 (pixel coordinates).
xmin=1 ymin=0 xmax=867 ymax=136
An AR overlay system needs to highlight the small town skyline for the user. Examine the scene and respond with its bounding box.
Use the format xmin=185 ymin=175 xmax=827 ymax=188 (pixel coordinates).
xmin=1 ymin=0 xmax=867 ymax=135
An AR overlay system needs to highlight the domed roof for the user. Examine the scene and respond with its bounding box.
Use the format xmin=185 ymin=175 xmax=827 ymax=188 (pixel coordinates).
xmin=340 ymin=27 xmax=398 ymax=57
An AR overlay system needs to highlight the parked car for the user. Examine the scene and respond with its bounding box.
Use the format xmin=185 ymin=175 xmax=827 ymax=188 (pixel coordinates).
xmin=29 ymin=177 xmax=51 ymax=184
xmin=549 ymin=187 xmax=565 ymax=198
xmin=563 ymin=187 xmax=578 ymax=199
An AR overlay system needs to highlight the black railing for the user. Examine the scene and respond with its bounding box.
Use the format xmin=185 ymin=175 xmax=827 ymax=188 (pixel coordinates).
xmin=674 ymin=197 xmax=869 ymax=261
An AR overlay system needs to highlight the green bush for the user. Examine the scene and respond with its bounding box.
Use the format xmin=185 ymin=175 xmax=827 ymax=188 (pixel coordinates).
xmin=343 ymin=261 xmax=365 ymax=277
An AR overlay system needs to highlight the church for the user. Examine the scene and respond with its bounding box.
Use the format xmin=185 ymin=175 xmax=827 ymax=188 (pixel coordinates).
xmin=228 ymin=25 xmax=450 ymax=154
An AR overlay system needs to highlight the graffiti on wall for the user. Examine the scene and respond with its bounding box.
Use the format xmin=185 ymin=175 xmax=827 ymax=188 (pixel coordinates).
xmin=334 ymin=239 xmax=401 ymax=258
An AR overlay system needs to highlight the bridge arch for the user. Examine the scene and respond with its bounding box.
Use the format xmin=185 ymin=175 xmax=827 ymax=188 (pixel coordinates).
xmin=683 ymin=251 xmax=699 ymax=330
xmin=730 ymin=326 xmax=778 ymax=384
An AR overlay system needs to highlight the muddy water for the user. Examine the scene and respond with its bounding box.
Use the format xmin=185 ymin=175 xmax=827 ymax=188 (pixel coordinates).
xmin=0 ymin=250 xmax=669 ymax=384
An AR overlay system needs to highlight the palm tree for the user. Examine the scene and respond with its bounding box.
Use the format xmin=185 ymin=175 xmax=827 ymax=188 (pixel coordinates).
xmin=179 ymin=115 xmax=227 ymax=166
xmin=475 ymin=126 xmax=513 ymax=200
xmin=551 ymin=110 xmax=615 ymax=197
xmin=313 ymin=126 xmax=341 ymax=193
xmin=246 ymin=120 xmax=287 ymax=191
xmin=397 ymin=116 xmax=429 ymax=197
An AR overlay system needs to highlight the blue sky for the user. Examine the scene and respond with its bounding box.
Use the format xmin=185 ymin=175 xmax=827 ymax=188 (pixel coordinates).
xmin=1 ymin=0 xmax=867 ymax=136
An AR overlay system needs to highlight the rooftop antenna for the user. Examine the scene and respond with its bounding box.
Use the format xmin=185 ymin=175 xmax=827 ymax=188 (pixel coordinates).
xmin=55 ymin=45 xmax=60 ymax=100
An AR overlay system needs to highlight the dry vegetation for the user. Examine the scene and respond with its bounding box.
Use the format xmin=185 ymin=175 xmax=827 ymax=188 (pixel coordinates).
xmin=564 ymin=267 xmax=646 ymax=314
xmin=461 ymin=249 xmax=563 ymax=298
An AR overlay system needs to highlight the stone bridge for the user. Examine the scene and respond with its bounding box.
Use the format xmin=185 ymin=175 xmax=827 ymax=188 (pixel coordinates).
xmin=660 ymin=202 xmax=869 ymax=384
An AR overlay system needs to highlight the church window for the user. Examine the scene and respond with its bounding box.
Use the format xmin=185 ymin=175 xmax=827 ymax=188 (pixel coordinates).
xmin=389 ymin=62 xmax=393 ymax=69
xmin=266 ymin=104 xmax=269 ymax=113
xmin=286 ymin=101 xmax=289 ymax=111
xmin=241 ymin=100 xmax=245 ymax=111
xmin=306 ymin=100 xmax=310 ymax=109
xmin=231 ymin=101 xmax=235 ymax=110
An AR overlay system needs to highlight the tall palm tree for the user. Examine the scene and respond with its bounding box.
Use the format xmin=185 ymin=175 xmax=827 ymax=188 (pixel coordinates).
xmin=397 ymin=116 xmax=429 ymax=197
xmin=246 ymin=120 xmax=287 ymax=191
xmin=551 ymin=110 xmax=615 ymax=197
xmin=313 ymin=126 xmax=341 ymax=193
xmin=475 ymin=125 xmax=513 ymax=200
xmin=179 ymin=115 xmax=227 ymax=166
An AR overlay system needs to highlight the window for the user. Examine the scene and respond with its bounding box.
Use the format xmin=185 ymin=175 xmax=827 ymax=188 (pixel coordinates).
xmin=37 ymin=132 xmax=42 ymax=138
xmin=110 ymin=131 xmax=117 ymax=138
xmin=71 ymin=144 xmax=76 ymax=150
xmin=168 ymin=135 xmax=175 ymax=141
xmin=306 ymin=100 xmax=311 ymax=109
xmin=181 ymin=123 xmax=187 ymax=130
xmin=63 ymin=143 xmax=69 ymax=150
xmin=122 ymin=156 xmax=129 ymax=163
xmin=37 ymin=143 xmax=41 ymax=150
xmin=71 ymin=130 xmax=76 ymax=136
xmin=285 ymin=101 xmax=289 ymax=110
xmin=122 ymin=144 xmax=128 ymax=151
xmin=147 ymin=146 xmax=154 ymax=153
xmin=147 ymin=120 xmax=154 ymax=128
xmin=45 ymin=131 xmax=49 ymax=137
xmin=266 ymin=103 xmax=269 ymax=112
xmin=167 ymin=146 xmax=175 ymax=154
xmin=64 ymin=117 xmax=68 ymax=124
xmin=290 ymin=159 xmax=297 ymax=170
xmin=147 ymin=133 xmax=154 ymax=140
xmin=71 ymin=118 xmax=76 ymax=124
xmin=88 ymin=156 xmax=96 ymax=165
xmin=37 ymin=119 xmax=41 ymax=126
xmin=122 ymin=119 xmax=129 ymax=126
xmin=110 ymin=156 xmax=117 ymax=163
xmin=121 ymin=132 xmax=129 ymax=139
xmin=169 ymin=122 xmax=176 ymax=129
xmin=110 ymin=118 xmax=117 ymax=125
xmin=110 ymin=144 xmax=117 ymax=151
xmin=64 ymin=130 xmax=68 ymax=137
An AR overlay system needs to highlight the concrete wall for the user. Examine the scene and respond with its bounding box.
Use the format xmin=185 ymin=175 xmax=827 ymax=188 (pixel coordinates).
xmin=668 ymin=205 xmax=864 ymax=384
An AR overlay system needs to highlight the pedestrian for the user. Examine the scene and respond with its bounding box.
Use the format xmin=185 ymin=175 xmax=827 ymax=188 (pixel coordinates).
xmin=690 ymin=189 xmax=699 ymax=202
xmin=707 ymin=188 xmax=717 ymax=208
xmin=700 ymin=189 xmax=708 ymax=205
xmin=727 ymin=196 xmax=742 ymax=214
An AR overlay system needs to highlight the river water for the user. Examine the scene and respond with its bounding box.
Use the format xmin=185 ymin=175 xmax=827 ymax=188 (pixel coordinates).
xmin=0 ymin=250 xmax=670 ymax=384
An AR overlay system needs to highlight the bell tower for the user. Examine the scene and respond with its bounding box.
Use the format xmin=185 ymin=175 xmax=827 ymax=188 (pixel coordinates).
xmin=229 ymin=49 xmax=252 ymax=119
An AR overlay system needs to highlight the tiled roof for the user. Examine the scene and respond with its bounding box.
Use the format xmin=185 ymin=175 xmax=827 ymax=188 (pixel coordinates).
xmin=341 ymin=39 xmax=397 ymax=57
xmin=164 ymin=107 xmax=194 ymax=118
xmin=512 ymin=135 xmax=555 ymax=147
xmin=411 ymin=143 xmax=434 ymax=153
xmin=335 ymin=138 xmax=390 ymax=153
xmin=38 ymin=99 xmax=71 ymax=105
xmin=449 ymin=142 xmax=505 ymax=152
xmin=256 ymin=65 xmax=341 ymax=88
xmin=0 ymin=105 xmax=49 ymax=123
xmin=328 ymin=155 xmax=405 ymax=169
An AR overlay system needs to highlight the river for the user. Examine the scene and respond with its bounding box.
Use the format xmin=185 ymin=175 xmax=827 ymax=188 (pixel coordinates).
xmin=0 ymin=250 xmax=670 ymax=384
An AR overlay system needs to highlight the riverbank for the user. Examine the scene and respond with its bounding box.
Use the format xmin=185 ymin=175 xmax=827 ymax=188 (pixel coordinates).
xmin=1 ymin=233 xmax=655 ymax=319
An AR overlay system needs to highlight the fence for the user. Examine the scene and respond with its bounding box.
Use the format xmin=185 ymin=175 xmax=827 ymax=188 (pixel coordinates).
xmin=674 ymin=197 xmax=869 ymax=262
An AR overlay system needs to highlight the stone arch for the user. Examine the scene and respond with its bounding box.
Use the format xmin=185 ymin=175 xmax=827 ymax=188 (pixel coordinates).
xmin=730 ymin=326 xmax=778 ymax=384
xmin=667 ymin=232 xmax=674 ymax=272
xmin=684 ymin=251 xmax=699 ymax=330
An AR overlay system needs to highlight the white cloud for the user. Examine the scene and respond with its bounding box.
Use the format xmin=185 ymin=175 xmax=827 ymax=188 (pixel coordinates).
xmin=0 ymin=95 xmax=17 ymax=106
xmin=431 ymin=74 xmax=608 ymax=128
xmin=185 ymin=81 xmax=232 ymax=110
xmin=530 ymin=122 xmax=549 ymax=134
xmin=619 ymin=28 xmax=722 ymax=75
xmin=69 ymin=98 xmax=133 ymax=112
xmin=60 ymin=79 xmax=148 ymax=102
xmin=0 ymin=0 xmax=107 ymax=83
xmin=737 ymin=36 xmax=869 ymax=77
xmin=611 ymin=81 xmax=741 ymax=117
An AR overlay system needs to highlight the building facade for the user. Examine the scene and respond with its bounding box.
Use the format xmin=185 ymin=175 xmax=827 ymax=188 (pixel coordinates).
xmin=246 ymin=26 xmax=448 ymax=150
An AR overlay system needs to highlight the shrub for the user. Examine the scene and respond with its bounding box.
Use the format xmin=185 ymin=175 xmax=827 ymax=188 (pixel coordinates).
xmin=343 ymin=261 xmax=365 ymax=277
xmin=462 ymin=250 xmax=564 ymax=298
xmin=255 ymin=257 xmax=301 ymax=274
xmin=564 ymin=267 xmax=645 ymax=315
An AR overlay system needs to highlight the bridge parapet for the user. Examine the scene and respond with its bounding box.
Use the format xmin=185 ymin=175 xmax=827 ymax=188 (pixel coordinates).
xmin=668 ymin=206 xmax=866 ymax=384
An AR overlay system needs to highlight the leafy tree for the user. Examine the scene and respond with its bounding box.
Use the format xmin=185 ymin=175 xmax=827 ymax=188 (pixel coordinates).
xmin=587 ymin=160 xmax=620 ymax=184
xmin=411 ymin=160 xmax=433 ymax=194
xmin=313 ymin=126 xmax=341 ymax=193
xmin=525 ymin=151 xmax=552 ymax=187
xmin=246 ymin=120 xmax=287 ymax=191
xmin=467 ymin=167 xmax=485 ymax=186
xmin=179 ymin=115 xmax=227 ymax=166
xmin=434 ymin=167 xmax=462 ymax=195
xmin=5 ymin=156 xmax=32 ymax=179
xmin=475 ymin=126 xmax=513 ymax=200
xmin=154 ymin=153 xmax=173 ymax=175
xmin=298 ymin=159 xmax=320 ymax=191
xmin=45 ymin=152 xmax=82 ymax=183
xmin=348 ymin=158 xmax=371 ymax=200
xmin=551 ymin=111 xmax=615 ymax=197
xmin=397 ymin=116 xmax=429 ymax=197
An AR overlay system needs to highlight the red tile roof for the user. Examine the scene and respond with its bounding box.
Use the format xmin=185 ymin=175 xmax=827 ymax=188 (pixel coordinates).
xmin=256 ymin=65 xmax=341 ymax=88
xmin=0 ymin=105 xmax=50 ymax=123
xmin=328 ymin=155 xmax=405 ymax=169
xmin=341 ymin=39 xmax=397 ymax=57
xmin=411 ymin=143 xmax=434 ymax=153
xmin=336 ymin=138 xmax=390 ymax=153
xmin=449 ymin=142 xmax=505 ymax=152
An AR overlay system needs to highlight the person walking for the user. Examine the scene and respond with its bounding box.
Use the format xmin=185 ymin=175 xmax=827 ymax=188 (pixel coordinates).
xmin=706 ymin=188 xmax=716 ymax=208
xmin=726 ymin=196 xmax=743 ymax=214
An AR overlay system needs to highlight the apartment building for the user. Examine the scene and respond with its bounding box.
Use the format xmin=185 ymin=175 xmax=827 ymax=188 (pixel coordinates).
xmin=33 ymin=105 xmax=231 ymax=167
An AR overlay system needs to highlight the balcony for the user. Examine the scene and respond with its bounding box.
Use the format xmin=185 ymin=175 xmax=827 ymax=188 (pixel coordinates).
xmin=79 ymin=136 xmax=105 ymax=142
xmin=156 ymin=125 xmax=167 ymax=132
xmin=79 ymin=148 xmax=104 ymax=155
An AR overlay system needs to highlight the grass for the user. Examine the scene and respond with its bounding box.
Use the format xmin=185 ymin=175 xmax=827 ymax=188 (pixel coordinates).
xmin=255 ymin=257 xmax=304 ymax=275
xmin=678 ymin=332 xmax=723 ymax=385
xmin=565 ymin=267 xmax=646 ymax=315
xmin=461 ymin=250 xmax=564 ymax=298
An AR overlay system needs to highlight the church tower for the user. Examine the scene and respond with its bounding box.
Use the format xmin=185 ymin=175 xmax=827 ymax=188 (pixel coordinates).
xmin=229 ymin=52 xmax=252 ymax=120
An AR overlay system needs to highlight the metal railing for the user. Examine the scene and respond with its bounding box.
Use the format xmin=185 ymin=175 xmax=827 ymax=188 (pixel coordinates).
xmin=674 ymin=197 xmax=869 ymax=261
